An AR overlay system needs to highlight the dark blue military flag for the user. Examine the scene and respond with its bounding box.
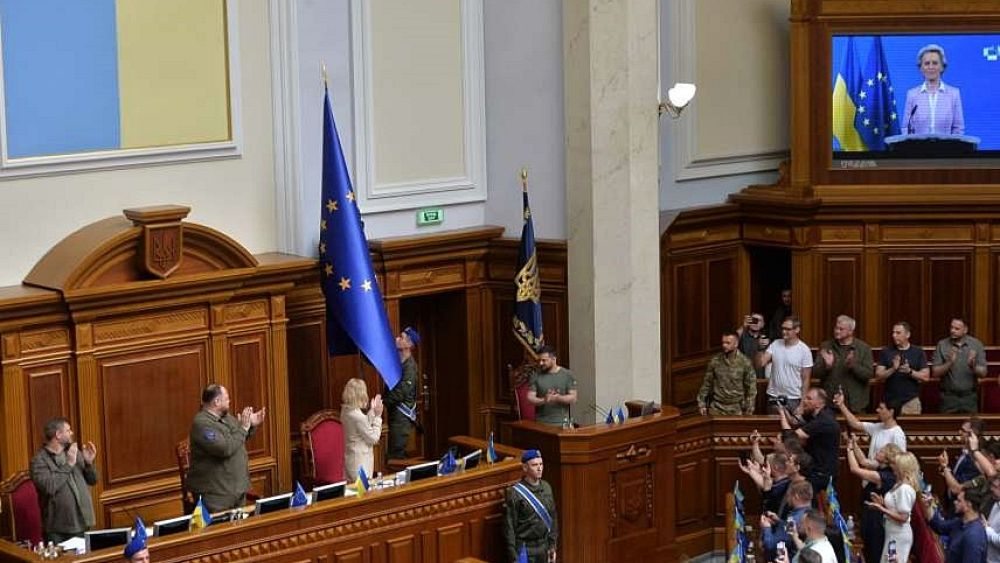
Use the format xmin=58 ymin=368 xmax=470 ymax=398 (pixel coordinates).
xmin=318 ymin=87 xmax=401 ymax=389
xmin=512 ymin=174 xmax=543 ymax=354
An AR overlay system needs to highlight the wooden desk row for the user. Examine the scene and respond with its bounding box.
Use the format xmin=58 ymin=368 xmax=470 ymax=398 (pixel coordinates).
xmin=0 ymin=452 xmax=523 ymax=563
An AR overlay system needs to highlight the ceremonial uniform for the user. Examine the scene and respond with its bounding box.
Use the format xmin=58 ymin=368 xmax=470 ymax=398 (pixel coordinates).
xmin=697 ymin=350 xmax=757 ymax=415
xmin=385 ymin=355 xmax=418 ymax=459
xmin=187 ymin=410 xmax=255 ymax=513
xmin=504 ymin=478 xmax=558 ymax=563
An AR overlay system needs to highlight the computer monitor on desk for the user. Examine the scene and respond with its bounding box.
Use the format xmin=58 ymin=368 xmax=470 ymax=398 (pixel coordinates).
xmin=461 ymin=449 xmax=482 ymax=470
xmin=312 ymin=481 xmax=347 ymax=503
xmin=153 ymin=514 xmax=192 ymax=537
xmin=254 ymin=492 xmax=293 ymax=516
xmin=85 ymin=528 xmax=130 ymax=552
xmin=406 ymin=460 xmax=439 ymax=482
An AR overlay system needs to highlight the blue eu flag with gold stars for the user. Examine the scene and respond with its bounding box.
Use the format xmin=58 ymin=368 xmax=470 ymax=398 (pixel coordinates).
xmin=318 ymin=87 xmax=401 ymax=389
xmin=856 ymin=36 xmax=900 ymax=150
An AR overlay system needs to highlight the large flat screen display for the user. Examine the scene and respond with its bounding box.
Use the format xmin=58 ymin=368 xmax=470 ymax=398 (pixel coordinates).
xmin=831 ymin=34 xmax=1000 ymax=167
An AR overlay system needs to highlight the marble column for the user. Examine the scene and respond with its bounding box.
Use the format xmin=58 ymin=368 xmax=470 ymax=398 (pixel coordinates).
xmin=564 ymin=0 xmax=661 ymax=422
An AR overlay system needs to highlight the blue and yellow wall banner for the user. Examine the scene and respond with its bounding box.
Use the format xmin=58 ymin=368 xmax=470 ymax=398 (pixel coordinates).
xmin=0 ymin=0 xmax=231 ymax=159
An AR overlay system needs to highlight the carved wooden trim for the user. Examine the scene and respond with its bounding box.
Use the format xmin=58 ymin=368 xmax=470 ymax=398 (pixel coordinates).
xmin=93 ymin=308 xmax=208 ymax=345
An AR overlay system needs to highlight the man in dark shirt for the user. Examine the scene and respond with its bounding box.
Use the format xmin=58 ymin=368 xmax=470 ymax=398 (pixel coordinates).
xmin=737 ymin=313 xmax=769 ymax=377
xmin=876 ymin=321 xmax=929 ymax=414
xmin=779 ymin=387 xmax=840 ymax=491
xmin=768 ymin=289 xmax=793 ymax=341
xmin=923 ymin=488 xmax=988 ymax=563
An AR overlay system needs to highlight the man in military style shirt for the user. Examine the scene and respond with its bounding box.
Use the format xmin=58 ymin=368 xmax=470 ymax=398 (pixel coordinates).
xmin=698 ymin=331 xmax=757 ymax=415
xmin=187 ymin=384 xmax=265 ymax=513
xmin=504 ymin=449 xmax=558 ymax=563
xmin=30 ymin=417 xmax=98 ymax=542
xmin=813 ymin=315 xmax=874 ymax=413
xmin=932 ymin=317 xmax=988 ymax=413
xmin=527 ymin=345 xmax=578 ymax=426
xmin=386 ymin=326 xmax=420 ymax=459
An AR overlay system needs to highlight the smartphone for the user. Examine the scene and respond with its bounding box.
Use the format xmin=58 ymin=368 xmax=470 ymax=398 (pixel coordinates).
xmin=738 ymin=450 xmax=750 ymax=464
xmin=776 ymin=541 xmax=786 ymax=551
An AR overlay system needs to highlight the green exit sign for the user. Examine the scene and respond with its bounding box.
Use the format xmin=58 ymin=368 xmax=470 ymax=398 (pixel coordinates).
xmin=417 ymin=207 xmax=444 ymax=226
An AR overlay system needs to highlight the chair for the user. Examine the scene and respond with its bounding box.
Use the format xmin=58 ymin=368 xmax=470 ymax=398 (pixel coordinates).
xmin=509 ymin=361 xmax=537 ymax=421
xmin=175 ymin=439 xmax=197 ymax=514
xmin=300 ymin=409 xmax=345 ymax=488
xmin=0 ymin=471 xmax=43 ymax=545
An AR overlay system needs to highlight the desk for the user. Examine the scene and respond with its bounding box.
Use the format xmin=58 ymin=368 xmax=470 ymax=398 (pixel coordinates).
xmin=507 ymin=409 xmax=681 ymax=563
xmin=0 ymin=451 xmax=522 ymax=563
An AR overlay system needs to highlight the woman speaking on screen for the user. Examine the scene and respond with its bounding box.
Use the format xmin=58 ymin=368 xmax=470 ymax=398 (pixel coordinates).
xmin=901 ymin=44 xmax=965 ymax=135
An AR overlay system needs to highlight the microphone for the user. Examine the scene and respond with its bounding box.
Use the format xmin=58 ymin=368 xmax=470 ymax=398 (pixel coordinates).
xmin=908 ymin=104 xmax=918 ymax=134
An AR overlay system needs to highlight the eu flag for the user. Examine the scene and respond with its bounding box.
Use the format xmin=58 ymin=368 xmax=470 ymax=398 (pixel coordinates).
xmin=512 ymin=179 xmax=543 ymax=354
xmin=832 ymin=36 xmax=865 ymax=151
xmin=319 ymin=88 xmax=401 ymax=389
xmin=855 ymin=36 xmax=900 ymax=150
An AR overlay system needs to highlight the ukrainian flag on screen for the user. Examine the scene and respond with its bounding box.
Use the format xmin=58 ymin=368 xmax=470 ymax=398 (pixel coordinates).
xmin=0 ymin=0 xmax=231 ymax=159
xmin=831 ymin=36 xmax=866 ymax=151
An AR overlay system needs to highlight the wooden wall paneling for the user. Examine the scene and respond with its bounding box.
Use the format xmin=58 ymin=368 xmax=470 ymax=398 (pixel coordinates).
xmin=229 ymin=332 xmax=272 ymax=457
xmin=25 ymin=361 xmax=73 ymax=455
xmin=0 ymin=363 xmax=26 ymax=477
xmin=791 ymin=248 xmax=819 ymax=345
xmin=435 ymin=523 xmax=467 ymax=562
xmin=928 ymin=254 xmax=972 ymax=339
xmin=863 ymin=232 xmax=883 ymax=345
xmin=819 ymin=252 xmax=862 ymax=337
xmin=671 ymin=260 xmax=707 ymax=359
xmin=708 ymin=258 xmax=738 ymax=338
xmin=73 ymin=321 xmax=107 ymax=526
xmin=387 ymin=534 xmax=419 ymax=563
xmin=287 ymin=319 xmax=329 ymax=433
xmin=974 ymin=224 xmax=993 ymax=344
xmin=883 ymin=255 xmax=927 ymax=343
xmin=269 ymin=294 xmax=293 ymax=493
xmin=99 ymin=343 xmax=208 ymax=485
xmin=465 ymin=285 xmax=486 ymax=438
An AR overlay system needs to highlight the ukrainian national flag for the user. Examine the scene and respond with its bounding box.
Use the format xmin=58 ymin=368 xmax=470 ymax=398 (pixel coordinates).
xmin=832 ymin=36 xmax=866 ymax=151
xmin=487 ymin=432 xmax=498 ymax=463
xmin=0 ymin=0 xmax=231 ymax=159
xmin=190 ymin=496 xmax=212 ymax=530
xmin=318 ymin=87 xmax=402 ymax=389
xmin=355 ymin=466 xmax=371 ymax=497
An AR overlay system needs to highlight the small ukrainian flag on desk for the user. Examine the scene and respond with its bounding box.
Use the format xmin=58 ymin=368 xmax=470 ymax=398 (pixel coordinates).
xmin=190 ymin=496 xmax=212 ymax=530
xmin=354 ymin=466 xmax=371 ymax=497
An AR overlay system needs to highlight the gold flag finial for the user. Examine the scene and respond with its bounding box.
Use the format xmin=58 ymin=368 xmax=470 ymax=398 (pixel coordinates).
xmin=321 ymin=62 xmax=329 ymax=88
xmin=520 ymin=167 xmax=528 ymax=192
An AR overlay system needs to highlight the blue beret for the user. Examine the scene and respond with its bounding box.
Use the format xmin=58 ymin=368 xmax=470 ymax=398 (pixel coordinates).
xmin=521 ymin=449 xmax=541 ymax=463
xmin=403 ymin=326 xmax=421 ymax=346
xmin=123 ymin=516 xmax=147 ymax=558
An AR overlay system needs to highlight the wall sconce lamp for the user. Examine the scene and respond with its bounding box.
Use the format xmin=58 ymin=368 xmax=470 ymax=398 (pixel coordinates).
xmin=658 ymin=83 xmax=697 ymax=118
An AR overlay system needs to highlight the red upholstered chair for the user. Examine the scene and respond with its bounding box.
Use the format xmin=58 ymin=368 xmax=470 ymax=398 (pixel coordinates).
xmin=0 ymin=471 xmax=43 ymax=545
xmin=509 ymin=362 xmax=537 ymax=421
xmin=300 ymin=409 xmax=345 ymax=488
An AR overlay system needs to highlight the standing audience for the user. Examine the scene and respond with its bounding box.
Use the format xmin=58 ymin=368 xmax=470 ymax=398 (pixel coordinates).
xmin=876 ymin=321 xmax=930 ymax=414
xmin=760 ymin=316 xmax=813 ymax=415
xmin=932 ymin=318 xmax=988 ymax=414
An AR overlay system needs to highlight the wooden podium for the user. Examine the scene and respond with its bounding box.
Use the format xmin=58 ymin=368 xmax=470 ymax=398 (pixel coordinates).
xmin=506 ymin=408 xmax=681 ymax=563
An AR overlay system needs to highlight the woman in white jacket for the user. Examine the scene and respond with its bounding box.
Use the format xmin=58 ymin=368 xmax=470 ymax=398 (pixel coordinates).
xmin=341 ymin=378 xmax=383 ymax=482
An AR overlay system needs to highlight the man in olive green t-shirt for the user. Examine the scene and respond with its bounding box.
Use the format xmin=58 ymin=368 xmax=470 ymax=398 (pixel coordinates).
xmin=527 ymin=345 xmax=578 ymax=425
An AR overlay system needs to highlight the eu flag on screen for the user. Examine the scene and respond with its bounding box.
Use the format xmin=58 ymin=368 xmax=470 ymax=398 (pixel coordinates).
xmin=513 ymin=183 xmax=543 ymax=354
xmin=832 ymin=37 xmax=866 ymax=151
xmin=855 ymin=36 xmax=901 ymax=150
xmin=319 ymin=87 xmax=401 ymax=389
